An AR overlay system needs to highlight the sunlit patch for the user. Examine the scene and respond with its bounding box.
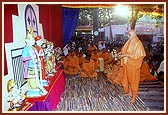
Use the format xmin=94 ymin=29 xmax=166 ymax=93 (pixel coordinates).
xmin=114 ymin=5 xmax=131 ymax=17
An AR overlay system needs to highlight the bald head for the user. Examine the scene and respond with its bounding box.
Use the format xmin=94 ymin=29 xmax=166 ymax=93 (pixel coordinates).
xmin=128 ymin=29 xmax=137 ymax=40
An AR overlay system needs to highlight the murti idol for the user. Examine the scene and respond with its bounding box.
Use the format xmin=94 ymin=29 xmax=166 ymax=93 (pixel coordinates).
xmin=22 ymin=26 xmax=47 ymax=96
xmin=45 ymin=41 xmax=56 ymax=76
xmin=34 ymin=36 xmax=47 ymax=80
xmin=7 ymin=79 xmax=25 ymax=110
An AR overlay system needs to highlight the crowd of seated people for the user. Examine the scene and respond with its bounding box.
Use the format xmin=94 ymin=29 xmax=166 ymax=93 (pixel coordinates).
xmin=144 ymin=41 xmax=164 ymax=82
xmin=63 ymin=39 xmax=114 ymax=78
xmin=62 ymin=36 xmax=164 ymax=83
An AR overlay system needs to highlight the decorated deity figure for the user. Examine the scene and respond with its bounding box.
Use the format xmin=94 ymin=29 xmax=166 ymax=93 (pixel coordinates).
xmin=46 ymin=41 xmax=56 ymax=76
xmin=22 ymin=26 xmax=47 ymax=96
xmin=54 ymin=47 xmax=62 ymax=61
xmin=41 ymin=40 xmax=48 ymax=61
xmin=34 ymin=36 xmax=47 ymax=80
xmin=45 ymin=41 xmax=52 ymax=76
xmin=7 ymin=79 xmax=25 ymax=110
xmin=50 ymin=42 xmax=56 ymax=73
xmin=22 ymin=30 xmax=38 ymax=89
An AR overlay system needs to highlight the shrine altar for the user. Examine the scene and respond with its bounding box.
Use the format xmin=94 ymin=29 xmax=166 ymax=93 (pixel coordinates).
xmin=26 ymin=69 xmax=65 ymax=111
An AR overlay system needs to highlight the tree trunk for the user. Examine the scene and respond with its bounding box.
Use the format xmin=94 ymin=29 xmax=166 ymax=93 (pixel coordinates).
xmin=130 ymin=9 xmax=139 ymax=30
xmin=107 ymin=9 xmax=113 ymax=41
xmin=109 ymin=24 xmax=113 ymax=41
xmin=93 ymin=8 xmax=99 ymax=43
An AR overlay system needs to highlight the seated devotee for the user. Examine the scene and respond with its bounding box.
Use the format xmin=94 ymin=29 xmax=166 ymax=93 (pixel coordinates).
xmin=88 ymin=42 xmax=97 ymax=54
xmin=102 ymin=41 xmax=106 ymax=50
xmin=99 ymin=48 xmax=113 ymax=66
xmin=78 ymin=46 xmax=82 ymax=53
xmin=63 ymin=55 xmax=71 ymax=75
xmin=98 ymin=41 xmax=106 ymax=51
xmin=90 ymin=49 xmax=100 ymax=69
xmin=63 ymin=50 xmax=80 ymax=76
xmin=78 ymin=51 xmax=87 ymax=67
xmin=85 ymin=50 xmax=91 ymax=60
xmin=63 ymin=44 xmax=70 ymax=56
xmin=81 ymin=37 xmax=88 ymax=54
xmin=157 ymin=60 xmax=164 ymax=82
xmin=140 ymin=59 xmax=157 ymax=82
xmin=98 ymin=41 xmax=104 ymax=51
xmin=80 ymin=58 xmax=98 ymax=78
xmin=104 ymin=61 xmax=123 ymax=85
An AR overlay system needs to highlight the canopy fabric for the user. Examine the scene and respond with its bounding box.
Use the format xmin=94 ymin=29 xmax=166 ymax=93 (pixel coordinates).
xmin=62 ymin=4 xmax=164 ymax=16
xmin=62 ymin=4 xmax=116 ymax=8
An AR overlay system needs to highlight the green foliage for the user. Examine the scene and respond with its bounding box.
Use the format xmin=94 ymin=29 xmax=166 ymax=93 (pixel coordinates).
xmin=78 ymin=5 xmax=164 ymax=29
xmin=78 ymin=8 xmax=128 ymax=27
xmin=78 ymin=8 xmax=93 ymax=26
